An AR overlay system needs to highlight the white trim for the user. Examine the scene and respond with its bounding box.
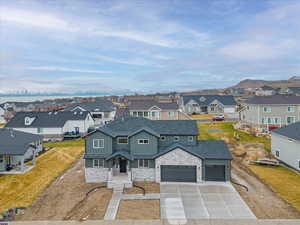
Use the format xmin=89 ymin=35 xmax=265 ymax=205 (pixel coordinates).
xmin=174 ymin=136 xmax=180 ymax=142
xmin=286 ymin=116 xmax=296 ymax=124
xmin=149 ymin=105 xmax=162 ymax=111
xmin=138 ymin=159 xmax=150 ymax=168
xmin=93 ymin=159 xmax=104 ymax=168
xmin=188 ymin=136 xmax=194 ymax=142
xmin=93 ymin=139 xmax=104 ymax=148
xmin=287 ymin=106 xmax=295 ymax=113
xmin=160 ymin=136 xmax=166 ymax=141
xmin=138 ymin=139 xmax=149 ymax=144
xmin=71 ymin=106 xmax=87 ymax=112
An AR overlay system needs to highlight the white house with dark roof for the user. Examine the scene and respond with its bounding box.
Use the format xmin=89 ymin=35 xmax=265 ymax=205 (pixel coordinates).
xmin=0 ymin=128 xmax=43 ymax=174
xmin=65 ymin=100 xmax=116 ymax=125
xmin=181 ymin=95 xmax=237 ymax=115
xmin=5 ymin=111 xmax=95 ymax=141
xmin=0 ymin=105 xmax=5 ymax=124
xmin=271 ymin=122 xmax=300 ymax=172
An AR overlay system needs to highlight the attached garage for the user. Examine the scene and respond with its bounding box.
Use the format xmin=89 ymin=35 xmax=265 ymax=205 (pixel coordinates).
xmin=205 ymin=165 xmax=225 ymax=181
xmin=161 ymin=165 xmax=197 ymax=182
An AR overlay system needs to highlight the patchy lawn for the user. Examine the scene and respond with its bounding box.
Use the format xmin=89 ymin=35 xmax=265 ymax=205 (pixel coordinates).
xmin=117 ymin=199 xmax=160 ymax=220
xmin=44 ymin=138 xmax=84 ymax=148
xmin=0 ymin=145 xmax=84 ymax=213
xmin=249 ymin=165 xmax=300 ymax=212
xmin=198 ymin=121 xmax=271 ymax=151
xmin=191 ymin=114 xmax=215 ymax=119
xmin=124 ymin=182 xmax=160 ymax=194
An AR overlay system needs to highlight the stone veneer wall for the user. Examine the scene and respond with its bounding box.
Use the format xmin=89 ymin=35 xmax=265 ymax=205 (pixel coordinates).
xmin=155 ymin=148 xmax=202 ymax=183
xmin=85 ymin=168 xmax=109 ymax=182
xmin=131 ymin=168 xmax=155 ymax=181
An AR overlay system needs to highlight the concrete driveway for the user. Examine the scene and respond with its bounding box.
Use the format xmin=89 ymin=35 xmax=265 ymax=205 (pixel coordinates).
xmin=160 ymin=182 xmax=255 ymax=220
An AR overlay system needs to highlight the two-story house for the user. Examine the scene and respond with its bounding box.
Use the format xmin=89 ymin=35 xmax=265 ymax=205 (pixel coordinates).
xmin=65 ymin=100 xmax=116 ymax=126
xmin=240 ymin=95 xmax=300 ymax=131
xmin=181 ymin=95 xmax=237 ymax=115
xmin=84 ymin=116 xmax=232 ymax=186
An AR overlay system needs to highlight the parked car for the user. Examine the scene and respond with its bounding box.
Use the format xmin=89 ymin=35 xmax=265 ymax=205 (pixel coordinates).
xmin=212 ymin=115 xmax=225 ymax=121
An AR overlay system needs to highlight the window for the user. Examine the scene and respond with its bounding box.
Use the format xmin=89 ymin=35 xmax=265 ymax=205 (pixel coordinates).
xmin=160 ymin=136 xmax=166 ymax=141
xmin=287 ymin=106 xmax=295 ymax=112
xmin=273 ymin=117 xmax=280 ymax=125
xmin=138 ymin=112 xmax=143 ymax=117
xmin=168 ymin=111 xmax=175 ymax=118
xmin=188 ymin=136 xmax=194 ymax=142
xmin=174 ymin=136 xmax=179 ymax=142
xmin=93 ymin=159 xmax=104 ymax=168
xmin=132 ymin=111 xmax=137 ymax=117
xmin=138 ymin=139 xmax=149 ymax=144
xmin=117 ymin=137 xmax=128 ymax=144
xmin=263 ymin=106 xmax=272 ymax=112
xmin=275 ymin=150 xmax=280 ymax=157
xmin=144 ymin=111 xmax=149 ymax=117
xmin=0 ymin=155 xmax=3 ymax=163
xmin=37 ymin=128 xmax=43 ymax=133
xmin=138 ymin=159 xmax=149 ymax=168
xmin=287 ymin=116 xmax=295 ymax=124
xmin=93 ymin=139 xmax=104 ymax=148
xmin=151 ymin=111 xmax=159 ymax=118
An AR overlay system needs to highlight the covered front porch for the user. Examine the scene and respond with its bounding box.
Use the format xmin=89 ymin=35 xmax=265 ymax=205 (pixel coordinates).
xmin=0 ymin=153 xmax=36 ymax=174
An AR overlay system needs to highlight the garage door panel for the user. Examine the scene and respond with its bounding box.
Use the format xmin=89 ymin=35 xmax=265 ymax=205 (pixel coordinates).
xmin=205 ymin=165 xmax=225 ymax=181
xmin=161 ymin=165 xmax=196 ymax=182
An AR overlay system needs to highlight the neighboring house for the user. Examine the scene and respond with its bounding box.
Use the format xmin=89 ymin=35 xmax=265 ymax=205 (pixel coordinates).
xmin=65 ymin=100 xmax=116 ymax=125
xmin=127 ymin=100 xmax=190 ymax=120
xmin=181 ymin=95 xmax=237 ymax=114
xmin=0 ymin=128 xmax=43 ymax=173
xmin=5 ymin=111 xmax=95 ymax=141
xmin=279 ymin=86 xmax=300 ymax=96
xmin=271 ymin=122 xmax=300 ymax=172
xmin=0 ymin=106 xmax=5 ymax=124
xmin=240 ymin=95 xmax=300 ymax=131
xmin=84 ymin=116 xmax=232 ymax=185
xmin=255 ymin=86 xmax=276 ymax=96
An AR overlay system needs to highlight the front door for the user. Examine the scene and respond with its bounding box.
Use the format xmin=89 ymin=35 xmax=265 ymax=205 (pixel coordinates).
xmin=119 ymin=159 xmax=127 ymax=173
xmin=75 ymin=127 xmax=80 ymax=134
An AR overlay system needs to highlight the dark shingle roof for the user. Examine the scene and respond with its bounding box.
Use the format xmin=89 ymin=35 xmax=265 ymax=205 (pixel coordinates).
xmin=65 ymin=100 xmax=115 ymax=112
xmin=182 ymin=95 xmax=237 ymax=106
xmin=260 ymin=86 xmax=274 ymax=91
xmin=272 ymin=122 xmax=300 ymax=142
xmin=88 ymin=116 xmax=198 ymax=137
xmin=127 ymin=100 xmax=179 ymax=110
xmin=246 ymin=95 xmax=300 ymax=104
xmin=288 ymin=87 xmax=300 ymax=94
xmin=0 ymin=128 xmax=42 ymax=155
xmin=5 ymin=111 xmax=90 ymax=128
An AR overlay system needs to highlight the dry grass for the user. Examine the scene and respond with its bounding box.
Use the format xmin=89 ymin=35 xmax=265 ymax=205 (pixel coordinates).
xmin=249 ymin=165 xmax=300 ymax=212
xmin=0 ymin=123 xmax=5 ymax=128
xmin=191 ymin=114 xmax=215 ymax=119
xmin=117 ymin=199 xmax=160 ymax=220
xmin=0 ymin=146 xmax=84 ymax=213
xmin=124 ymin=182 xmax=160 ymax=194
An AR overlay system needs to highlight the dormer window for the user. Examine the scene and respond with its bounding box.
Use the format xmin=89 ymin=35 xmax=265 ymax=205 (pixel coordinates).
xmin=24 ymin=117 xmax=35 ymax=126
xmin=199 ymin=96 xmax=206 ymax=102
xmin=174 ymin=136 xmax=179 ymax=142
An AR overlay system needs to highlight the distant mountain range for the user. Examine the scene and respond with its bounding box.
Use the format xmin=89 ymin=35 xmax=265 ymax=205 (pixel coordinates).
xmin=231 ymin=76 xmax=300 ymax=89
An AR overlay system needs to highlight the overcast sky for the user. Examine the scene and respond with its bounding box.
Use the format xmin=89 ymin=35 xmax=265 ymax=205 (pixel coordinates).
xmin=0 ymin=0 xmax=299 ymax=94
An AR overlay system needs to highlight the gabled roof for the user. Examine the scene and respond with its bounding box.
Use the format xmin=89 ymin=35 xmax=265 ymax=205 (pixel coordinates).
xmin=154 ymin=140 xmax=232 ymax=160
xmin=5 ymin=111 xmax=91 ymax=128
xmin=128 ymin=127 xmax=160 ymax=138
xmin=182 ymin=95 xmax=237 ymax=106
xmin=246 ymin=95 xmax=300 ymax=105
xmin=105 ymin=151 xmax=133 ymax=160
xmin=287 ymin=86 xmax=300 ymax=94
xmin=65 ymin=100 xmax=115 ymax=112
xmin=272 ymin=121 xmax=300 ymax=142
xmin=127 ymin=100 xmax=179 ymax=110
xmin=0 ymin=128 xmax=42 ymax=155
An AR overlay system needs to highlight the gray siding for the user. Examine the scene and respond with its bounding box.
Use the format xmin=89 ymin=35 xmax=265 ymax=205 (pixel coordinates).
xmin=85 ymin=131 xmax=112 ymax=155
xmin=271 ymin=133 xmax=300 ymax=172
xmin=202 ymin=159 xmax=231 ymax=181
xmin=159 ymin=135 xmax=197 ymax=147
xmin=130 ymin=131 xmax=158 ymax=156
xmin=112 ymin=137 xmax=130 ymax=152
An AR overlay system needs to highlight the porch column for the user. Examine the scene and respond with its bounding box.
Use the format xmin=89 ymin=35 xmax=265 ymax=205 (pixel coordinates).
xmin=21 ymin=156 xmax=25 ymax=171
xmin=33 ymin=151 xmax=36 ymax=167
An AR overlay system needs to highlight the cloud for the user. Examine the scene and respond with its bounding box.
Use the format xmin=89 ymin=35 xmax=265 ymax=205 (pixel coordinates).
xmin=27 ymin=66 xmax=111 ymax=74
xmin=96 ymin=55 xmax=159 ymax=67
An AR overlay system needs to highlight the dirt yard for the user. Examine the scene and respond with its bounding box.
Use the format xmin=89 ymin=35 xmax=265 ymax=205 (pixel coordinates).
xmin=232 ymin=158 xmax=300 ymax=219
xmin=16 ymin=159 xmax=112 ymax=221
xmin=124 ymin=182 xmax=160 ymax=194
xmin=117 ymin=199 xmax=160 ymax=220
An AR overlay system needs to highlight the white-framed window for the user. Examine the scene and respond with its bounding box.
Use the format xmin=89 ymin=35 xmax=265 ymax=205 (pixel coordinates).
xmin=37 ymin=128 xmax=43 ymax=133
xmin=188 ymin=136 xmax=194 ymax=142
xmin=138 ymin=112 xmax=144 ymax=117
xmin=174 ymin=136 xmax=180 ymax=142
xmin=138 ymin=159 xmax=149 ymax=168
xmin=151 ymin=111 xmax=159 ymax=118
xmin=275 ymin=150 xmax=280 ymax=157
xmin=287 ymin=106 xmax=295 ymax=112
xmin=93 ymin=159 xmax=104 ymax=168
xmin=263 ymin=106 xmax=272 ymax=112
xmin=273 ymin=117 xmax=281 ymax=125
xmin=287 ymin=116 xmax=296 ymax=124
xmin=117 ymin=137 xmax=128 ymax=144
xmin=168 ymin=111 xmax=175 ymax=118
xmin=160 ymin=136 xmax=166 ymax=141
xmin=144 ymin=111 xmax=149 ymax=117
xmin=138 ymin=139 xmax=149 ymax=144
xmin=132 ymin=111 xmax=137 ymax=117
xmin=93 ymin=139 xmax=104 ymax=148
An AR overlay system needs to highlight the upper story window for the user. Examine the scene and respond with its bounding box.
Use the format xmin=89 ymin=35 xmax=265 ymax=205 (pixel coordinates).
xmin=138 ymin=159 xmax=149 ymax=168
xmin=174 ymin=136 xmax=180 ymax=142
xmin=160 ymin=136 xmax=166 ymax=141
xmin=287 ymin=106 xmax=295 ymax=112
xmin=93 ymin=139 xmax=104 ymax=148
xmin=138 ymin=139 xmax=149 ymax=144
xmin=287 ymin=116 xmax=295 ymax=124
xmin=263 ymin=106 xmax=272 ymax=112
xmin=117 ymin=137 xmax=128 ymax=144
xmin=188 ymin=136 xmax=194 ymax=142
xmin=93 ymin=159 xmax=104 ymax=168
